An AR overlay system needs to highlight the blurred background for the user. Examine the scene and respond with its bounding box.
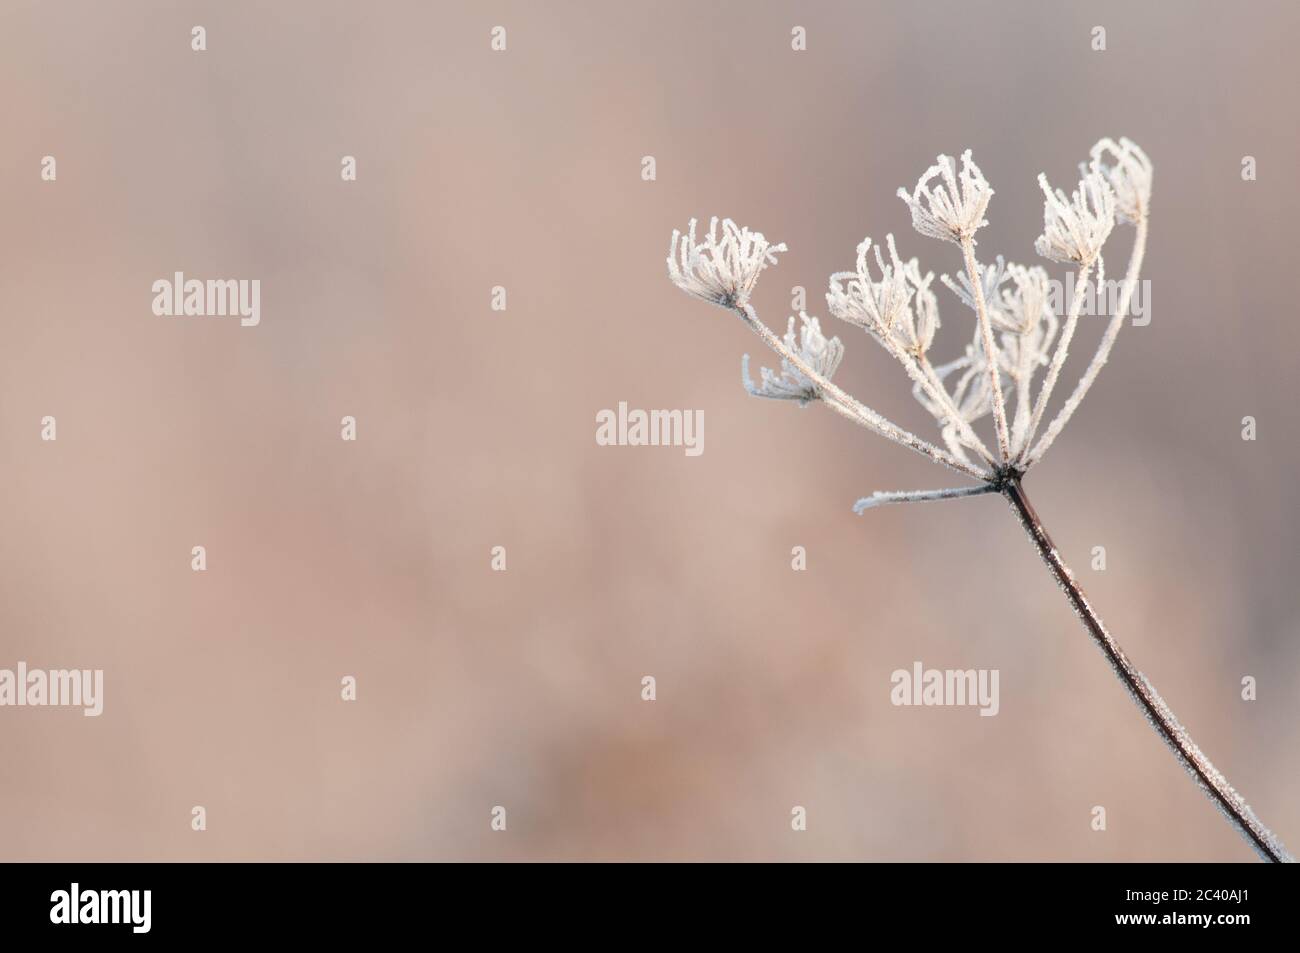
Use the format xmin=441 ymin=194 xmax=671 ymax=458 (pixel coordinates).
xmin=1 ymin=0 xmax=1297 ymax=861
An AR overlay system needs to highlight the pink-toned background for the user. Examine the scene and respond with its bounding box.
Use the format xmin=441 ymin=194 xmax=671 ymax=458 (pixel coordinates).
xmin=1 ymin=0 xmax=1297 ymax=860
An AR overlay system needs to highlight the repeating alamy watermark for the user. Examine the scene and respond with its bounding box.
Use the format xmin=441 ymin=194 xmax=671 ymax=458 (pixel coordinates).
xmin=0 ymin=662 xmax=103 ymax=716
xmin=151 ymin=272 xmax=260 ymax=327
xmin=595 ymin=402 xmax=703 ymax=456
xmin=1048 ymin=273 xmax=1151 ymax=327
xmin=891 ymin=661 xmax=999 ymax=716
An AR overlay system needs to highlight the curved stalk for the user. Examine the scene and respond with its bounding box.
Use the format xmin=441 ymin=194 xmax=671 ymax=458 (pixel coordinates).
xmin=1001 ymin=475 xmax=1291 ymax=862
xmin=1017 ymin=260 xmax=1093 ymax=466
xmin=1027 ymin=215 xmax=1150 ymax=467
xmin=960 ymin=237 xmax=1012 ymax=462
xmin=917 ymin=355 xmax=997 ymax=467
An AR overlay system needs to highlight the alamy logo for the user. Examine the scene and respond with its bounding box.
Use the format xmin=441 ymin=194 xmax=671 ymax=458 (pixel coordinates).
xmin=595 ymin=401 xmax=704 ymax=456
xmin=1047 ymin=271 xmax=1151 ymax=326
xmin=0 ymin=662 xmax=103 ymax=716
xmin=890 ymin=661 xmax=999 ymax=716
xmin=50 ymin=883 xmax=150 ymax=934
xmin=151 ymin=272 xmax=260 ymax=326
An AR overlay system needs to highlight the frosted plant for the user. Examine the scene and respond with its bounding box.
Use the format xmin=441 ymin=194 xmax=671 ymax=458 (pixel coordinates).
xmin=1089 ymin=136 xmax=1153 ymax=226
xmin=941 ymin=254 xmax=1008 ymax=329
xmin=667 ymin=216 xmax=786 ymax=309
xmin=1033 ymin=170 xmax=1116 ymax=266
xmin=826 ymin=235 xmax=933 ymax=354
xmin=742 ymin=314 xmax=844 ymax=405
xmin=897 ymin=149 xmax=994 ymax=245
xmin=665 ymin=139 xmax=1293 ymax=863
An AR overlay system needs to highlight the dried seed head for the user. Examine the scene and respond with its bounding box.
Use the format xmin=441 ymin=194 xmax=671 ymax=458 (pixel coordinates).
xmin=897 ymin=149 xmax=994 ymax=245
xmin=742 ymin=313 xmax=845 ymax=405
xmin=941 ymin=254 xmax=1009 ymax=329
xmin=1033 ymin=171 xmax=1116 ymax=266
xmin=998 ymin=311 xmax=1057 ymax=380
xmin=1088 ymin=137 xmax=1153 ymax=225
xmin=826 ymin=234 xmax=938 ymax=356
xmin=905 ymin=257 xmax=941 ymax=355
xmin=667 ymin=217 xmax=787 ymax=309
xmin=948 ymin=337 xmax=999 ymax=424
xmin=999 ymin=263 xmax=1054 ymax=337
xmin=912 ymin=331 xmax=1001 ymax=432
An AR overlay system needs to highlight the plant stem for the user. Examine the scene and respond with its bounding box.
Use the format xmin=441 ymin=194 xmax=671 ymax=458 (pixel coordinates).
xmin=1017 ymin=260 xmax=1093 ymax=467
xmin=1027 ymin=215 xmax=1150 ymax=468
xmin=960 ymin=237 xmax=1012 ymax=463
xmin=1001 ymin=475 xmax=1292 ymax=863
xmin=734 ymin=304 xmax=986 ymax=480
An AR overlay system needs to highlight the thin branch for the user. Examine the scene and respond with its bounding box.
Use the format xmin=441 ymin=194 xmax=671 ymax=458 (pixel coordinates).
xmin=1010 ymin=343 xmax=1034 ymax=454
xmin=916 ymin=353 xmax=997 ymax=467
xmin=1002 ymin=476 xmax=1292 ymax=863
xmin=1026 ymin=214 xmax=1149 ymax=467
xmin=960 ymin=237 xmax=1012 ymax=462
xmin=735 ymin=303 xmax=988 ymax=480
xmin=1016 ymin=258 xmax=1095 ymax=464
xmin=854 ymin=483 xmax=997 ymax=513
xmin=883 ymin=343 xmax=997 ymax=468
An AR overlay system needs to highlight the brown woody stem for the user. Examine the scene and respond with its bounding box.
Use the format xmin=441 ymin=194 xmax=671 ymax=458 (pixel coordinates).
xmin=1000 ymin=474 xmax=1291 ymax=862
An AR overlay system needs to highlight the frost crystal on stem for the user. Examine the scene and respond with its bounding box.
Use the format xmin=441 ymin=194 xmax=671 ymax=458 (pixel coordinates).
xmin=664 ymin=138 xmax=1295 ymax=861
xmin=742 ymin=314 xmax=844 ymax=405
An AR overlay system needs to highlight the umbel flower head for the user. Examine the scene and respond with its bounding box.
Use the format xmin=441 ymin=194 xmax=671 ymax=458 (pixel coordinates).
xmin=665 ymin=136 xmax=1149 ymax=484
xmin=941 ymin=254 xmax=1008 ymax=329
xmin=995 ymin=263 xmax=1059 ymax=449
xmin=896 ymin=149 xmax=994 ymax=244
xmin=826 ymin=234 xmax=939 ymax=356
xmin=997 ymin=262 xmax=1053 ymax=336
xmin=667 ymin=216 xmax=787 ymax=309
xmin=913 ymin=333 xmax=996 ymax=429
xmin=742 ymin=313 xmax=844 ymax=405
xmin=1088 ymin=137 xmax=1153 ymax=226
xmin=1033 ymin=170 xmax=1116 ymax=266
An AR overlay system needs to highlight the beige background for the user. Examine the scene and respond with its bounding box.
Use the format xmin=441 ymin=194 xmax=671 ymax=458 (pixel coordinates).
xmin=1 ymin=0 xmax=1297 ymax=861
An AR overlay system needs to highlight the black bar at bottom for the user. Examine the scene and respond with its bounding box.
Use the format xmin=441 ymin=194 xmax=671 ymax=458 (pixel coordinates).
xmin=0 ymin=861 xmax=1286 ymax=940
